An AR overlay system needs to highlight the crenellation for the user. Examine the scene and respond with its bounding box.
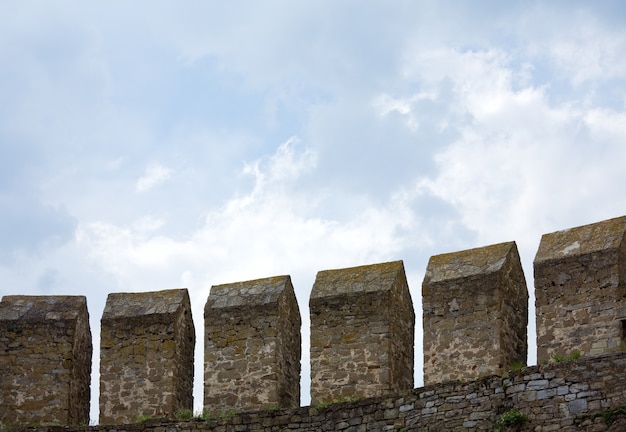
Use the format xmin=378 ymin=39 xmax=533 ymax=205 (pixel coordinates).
xmin=1 ymin=215 xmax=626 ymax=430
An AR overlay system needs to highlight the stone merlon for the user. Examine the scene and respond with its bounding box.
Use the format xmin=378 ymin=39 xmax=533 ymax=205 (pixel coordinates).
xmin=204 ymin=275 xmax=301 ymax=413
xmin=310 ymin=260 xmax=414 ymax=404
xmin=422 ymin=242 xmax=528 ymax=385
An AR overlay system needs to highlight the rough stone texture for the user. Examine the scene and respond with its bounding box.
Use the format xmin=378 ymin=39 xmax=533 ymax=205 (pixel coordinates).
xmin=14 ymin=351 xmax=626 ymax=432
xmin=99 ymin=289 xmax=195 ymax=424
xmin=309 ymin=261 xmax=415 ymax=405
xmin=0 ymin=295 xmax=92 ymax=429
xmin=535 ymin=216 xmax=626 ymax=363
xmin=422 ymin=241 xmax=528 ymax=385
xmin=204 ymin=275 xmax=301 ymax=413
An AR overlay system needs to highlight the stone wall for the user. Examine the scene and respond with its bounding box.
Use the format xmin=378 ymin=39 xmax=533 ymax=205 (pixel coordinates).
xmin=309 ymin=261 xmax=415 ymax=405
xmin=0 ymin=296 xmax=91 ymax=429
xmin=535 ymin=216 xmax=626 ymax=362
xmin=422 ymin=242 xmax=528 ymax=385
xmin=204 ymin=276 xmax=301 ymax=413
xmin=99 ymin=289 xmax=195 ymax=424
xmin=13 ymin=351 xmax=626 ymax=431
xmin=2 ymin=215 xmax=626 ymax=431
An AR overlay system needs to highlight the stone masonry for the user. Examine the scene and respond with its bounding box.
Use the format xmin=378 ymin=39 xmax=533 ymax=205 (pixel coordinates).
xmin=309 ymin=261 xmax=414 ymax=405
xmin=5 ymin=215 xmax=626 ymax=431
xmin=204 ymin=275 xmax=301 ymax=413
xmin=422 ymin=241 xmax=528 ymax=385
xmin=535 ymin=216 xmax=626 ymax=362
xmin=0 ymin=295 xmax=92 ymax=429
xmin=27 ymin=351 xmax=626 ymax=431
xmin=99 ymin=289 xmax=195 ymax=424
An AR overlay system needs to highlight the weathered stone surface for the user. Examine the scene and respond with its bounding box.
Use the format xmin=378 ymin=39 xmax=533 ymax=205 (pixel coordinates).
xmin=535 ymin=215 xmax=626 ymax=362
xmin=0 ymin=295 xmax=92 ymax=429
xmin=22 ymin=351 xmax=626 ymax=432
xmin=309 ymin=261 xmax=414 ymax=405
xmin=204 ymin=275 xmax=301 ymax=413
xmin=99 ymin=289 xmax=195 ymax=424
xmin=422 ymin=241 xmax=528 ymax=385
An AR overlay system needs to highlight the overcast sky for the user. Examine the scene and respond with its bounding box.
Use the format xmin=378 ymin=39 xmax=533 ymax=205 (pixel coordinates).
xmin=2 ymin=0 xmax=626 ymax=422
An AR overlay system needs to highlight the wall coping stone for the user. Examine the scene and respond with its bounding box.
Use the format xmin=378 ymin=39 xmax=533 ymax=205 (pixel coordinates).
xmin=309 ymin=260 xmax=405 ymax=299
xmin=205 ymin=275 xmax=293 ymax=310
xmin=423 ymin=241 xmax=517 ymax=284
xmin=0 ymin=295 xmax=87 ymax=322
xmin=102 ymin=289 xmax=189 ymax=319
xmin=534 ymin=215 xmax=626 ymax=264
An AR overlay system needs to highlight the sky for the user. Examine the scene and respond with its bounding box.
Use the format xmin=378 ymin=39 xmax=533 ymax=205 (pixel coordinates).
xmin=2 ymin=0 xmax=626 ymax=423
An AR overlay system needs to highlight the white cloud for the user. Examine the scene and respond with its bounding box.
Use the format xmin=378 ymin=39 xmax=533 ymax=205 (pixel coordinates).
xmin=80 ymin=138 xmax=415 ymax=285
xmin=393 ymin=46 xmax=626 ymax=241
xmin=527 ymin=11 xmax=626 ymax=85
xmin=372 ymin=91 xmax=438 ymax=131
xmin=135 ymin=163 xmax=173 ymax=193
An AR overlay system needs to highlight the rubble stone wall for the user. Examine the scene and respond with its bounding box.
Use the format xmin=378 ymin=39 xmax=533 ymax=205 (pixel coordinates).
xmin=99 ymin=289 xmax=195 ymax=425
xmin=309 ymin=261 xmax=415 ymax=405
xmin=204 ymin=276 xmax=301 ymax=413
xmin=2 ymin=215 xmax=626 ymax=431
xmin=16 ymin=351 xmax=626 ymax=432
xmin=535 ymin=216 xmax=626 ymax=362
xmin=422 ymin=242 xmax=528 ymax=385
xmin=0 ymin=296 xmax=91 ymax=429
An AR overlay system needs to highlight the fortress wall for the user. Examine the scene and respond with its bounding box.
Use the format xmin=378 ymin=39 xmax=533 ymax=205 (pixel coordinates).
xmin=99 ymin=289 xmax=195 ymax=424
xmin=0 ymin=296 xmax=92 ymax=429
xmin=204 ymin=276 xmax=301 ymax=413
xmin=309 ymin=261 xmax=415 ymax=405
xmin=2 ymin=215 xmax=626 ymax=430
xmin=23 ymin=351 xmax=626 ymax=431
xmin=422 ymin=242 xmax=528 ymax=385
xmin=535 ymin=216 xmax=626 ymax=362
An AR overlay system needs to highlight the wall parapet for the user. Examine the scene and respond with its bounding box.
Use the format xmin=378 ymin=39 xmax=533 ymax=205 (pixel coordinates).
xmin=8 ymin=351 xmax=626 ymax=431
xmin=2 ymin=215 xmax=626 ymax=430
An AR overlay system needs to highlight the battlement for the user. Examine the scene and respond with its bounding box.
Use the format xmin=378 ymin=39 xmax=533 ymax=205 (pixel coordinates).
xmin=1 ymin=216 xmax=626 ymax=430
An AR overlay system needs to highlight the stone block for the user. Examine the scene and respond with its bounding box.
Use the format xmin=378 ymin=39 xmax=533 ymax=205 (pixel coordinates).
xmin=99 ymin=289 xmax=195 ymax=424
xmin=422 ymin=242 xmax=528 ymax=385
xmin=534 ymin=216 xmax=626 ymax=362
xmin=0 ymin=295 xmax=92 ymax=428
xmin=204 ymin=275 xmax=301 ymax=413
xmin=309 ymin=261 xmax=414 ymax=405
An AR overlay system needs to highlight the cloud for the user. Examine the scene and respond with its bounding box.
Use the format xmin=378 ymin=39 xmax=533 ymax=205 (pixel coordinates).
xmin=135 ymin=163 xmax=173 ymax=193
xmin=517 ymin=5 xmax=626 ymax=86
xmin=79 ymin=138 xmax=414 ymax=284
xmin=388 ymin=46 xmax=626 ymax=244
